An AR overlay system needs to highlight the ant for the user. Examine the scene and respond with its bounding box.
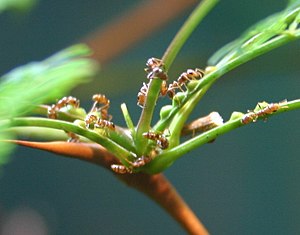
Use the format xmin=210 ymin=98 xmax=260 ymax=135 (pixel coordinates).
xmin=91 ymin=94 xmax=110 ymax=110
xmin=111 ymin=164 xmax=132 ymax=174
xmin=178 ymin=68 xmax=204 ymax=84
xmin=167 ymin=81 xmax=184 ymax=99
xmin=147 ymin=67 xmax=169 ymax=81
xmin=95 ymin=119 xmax=115 ymax=130
xmin=143 ymin=131 xmax=169 ymax=149
xmin=110 ymin=155 xmax=152 ymax=174
xmin=166 ymin=68 xmax=204 ymax=99
xmin=137 ymin=81 xmax=169 ymax=108
xmin=47 ymin=96 xmax=80 ymax=119
xmin=85 ymin=113 xmax=115 ymax=130
xmin=145 ymin=57 xmax=164 ymax=73
xmin=256 ymin=103 xmax=281 ymax=116
xmin=131 ymin=155 xmax=152 ymax=168
xmin=145 ymin=57 xmax=168 ymax=81
xmin=160 ymin=81 xmax=168 ymax=96
xmin=137 ymin=58 xmax=169 ymax=108
xmin=241 ymin=112 xmax=259 ymax=124
xmin=47 ymin=96 xmax=81 ymax=142
xmin=66 ymin=132 xmax=80 ymax=143
xmin=84 ymin=113 xmax=99 ymax=129
xmin=137 ymin=82 xmax=149 ymax=108
xmin=90 ymin=94 xmax=111 ymax=120
xmin=242 ymin=102 xmax=284 ymax=124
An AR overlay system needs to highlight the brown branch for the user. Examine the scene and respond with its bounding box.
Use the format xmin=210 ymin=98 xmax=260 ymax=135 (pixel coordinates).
xmin=83 ymin=0 xmax=198 ymax=65
xmin=118 ymin=173 xmax=209 ymax=235
xmin=9 ymin=140 xmax=209 ymax=234
xmin=6 ymin=140 xmax=117 ymax=167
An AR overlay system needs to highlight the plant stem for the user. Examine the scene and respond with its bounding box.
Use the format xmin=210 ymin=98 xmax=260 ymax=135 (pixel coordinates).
xmin=194 ymin=32 xmax=300 ymax=94
xmin=168 ymin=83 xmax=213 ymax=148
xmin=4 ymin=117 xmax=135 ymax=166
xmin=121 ymin=103 xmax=135 ymax=134
xmin=162 ymin=0 xmax=219 ymax=71
xmin=154 ymin=30 xmax=300 ymax=132
xmin=121 ymin=173 xmax=209 ymax=235
xmin=145 ymin=99 xmax=300 ymax=174
xmin=135 ymin=0 xmax=219 ymax=155
xmin=4 ymin=126 xmax=72 ymax=141
xmin=12 ymin=139 xmax=209 ymax=234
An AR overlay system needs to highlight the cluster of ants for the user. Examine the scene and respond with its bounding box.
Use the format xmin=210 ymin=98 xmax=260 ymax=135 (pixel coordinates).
xmin=46 ymin=94 xmax=169 ymax=174
xmin=112 ymin=57 xmax=206 ymax=174
xmin=241 ymin=101 xmax=284 ymax=124
xmin=46 ymin=58 xmax=284 ymax=174
xmin=47 ymin=94 xmax=115 ymax=144
xmin=47 ymin=58 xmax=209 ymax=174
xmin=137 ymin=57 xmax=205 ymax=107
xmin=47 ymin=95 xmax=159 ymax=173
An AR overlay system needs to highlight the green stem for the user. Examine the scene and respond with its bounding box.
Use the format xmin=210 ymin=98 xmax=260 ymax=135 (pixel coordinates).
xmin=121 ymin=103 xmax=135 ymax=134
xmin=30 ymin=105 xmax=135 ymax=151
xmin=29 ymin=105 xmax=85 ymax=122
xmin=144 ymin=99 xmax=300 ymax=174
xmin=162 ymin=0 xmax=219 ymax=70
xmin=154 ymin=30 xmax=300 ymax=131
xmin=168 ymin=83 xmax=212 ymax=148
xmin=135 ymin=80 xmax=161 ymax=155
xmin=4 ymin=126 xmax=74 ymax=141
xmin=3 ymin=117 xmax=135 ymax=166
xmin=135 ymin=0 xmax=219 ymax=155
xmin=194 ymin=32 xmax=300 ymax=94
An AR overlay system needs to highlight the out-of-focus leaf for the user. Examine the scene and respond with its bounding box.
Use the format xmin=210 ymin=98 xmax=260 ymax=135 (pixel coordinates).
xmin=289 ymin=0 xmax=300 ymax=7
xmin=0 ymin=44 xmax=97 ymax=118
xmin=0 ymin=43 xmax=98 ymax=162
xmin=0 ymin=0 xmax=37 ymax=13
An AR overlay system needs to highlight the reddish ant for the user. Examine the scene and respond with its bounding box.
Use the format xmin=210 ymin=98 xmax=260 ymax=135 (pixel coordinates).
xmin=95 ymin=119 xmax=115 ymax=131
xmin=145 ymin=57 xmax=164 ymax=73
xmin=91 ymin=94 xmax=110 ymax=109
xmin=145 ymin=57 xmax=168 ymax=81
xmin=143 ymin=131 xmax=169 ymax=149
xmin=84 ymin=113 xmax=98 ymax=129
xmin=242 ymin=102 xmax=284 ymax=124
xmin=137 ymin=82 xmax=149 ymax=108
xmin=90 ymin=94 xmax=111 ymax=120
xmin=66 ymin=132 xmax=80 ymax=143
xmin=137 ymin=81 xmax=169 ymax=108
xmin=256 ymin=103 xmax=281 ymax=116
xmin=85 ymin=113 xmax=115 ymax=131
xmin=178 ymin=68 xmax=204 ymax=83
xmin=110 ymin=155 xmax=152 ymax=174
xmin=241 ymin=112 xmax=259 ymax=124
xmin=160 ymin=81 xmax=168 ymax=96
xmin=47 ymin=96 xmax=81 ymax=141
xmin=111 ymin=164 xmax=132 ymax=174
xmin=47 ymin=96 xmax=80 ymax=119
xmin=131 ymin=155 xmax=151 ymax=168
xmin=166 ymin=68 xmax=204 ymax=99
xmin=147 ymin=67 xmax=169 ymax=80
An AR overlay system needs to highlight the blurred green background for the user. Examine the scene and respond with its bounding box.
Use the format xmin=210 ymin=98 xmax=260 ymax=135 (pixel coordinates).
xmin=0 ymin=0 xmax=299 ymax=234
